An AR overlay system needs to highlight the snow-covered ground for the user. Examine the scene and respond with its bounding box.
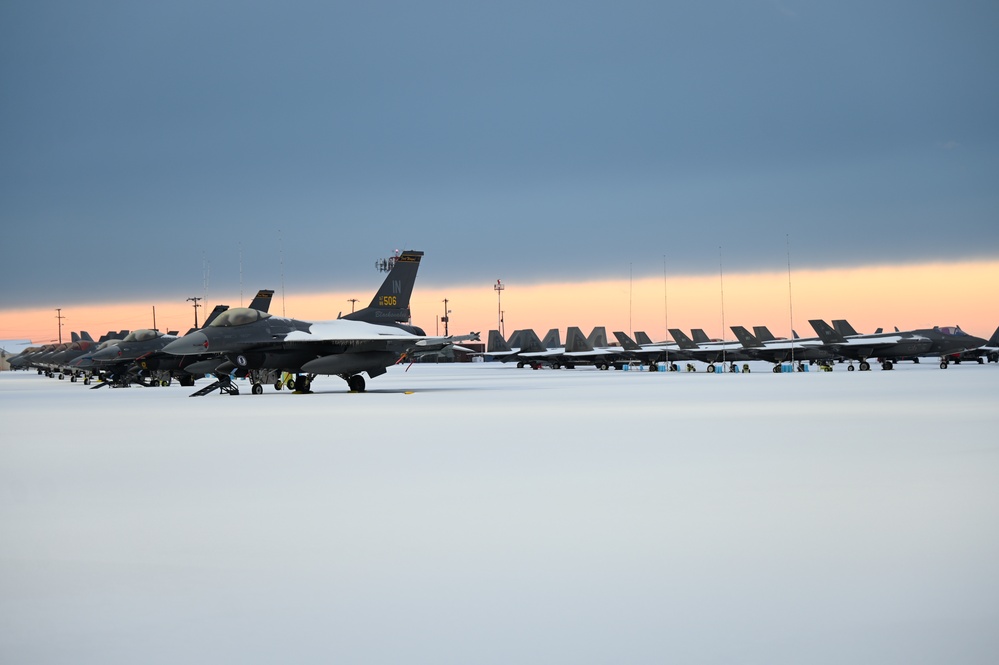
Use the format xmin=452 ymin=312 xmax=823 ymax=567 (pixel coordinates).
xmin=2 ymin=362 xmax=998 ymax=664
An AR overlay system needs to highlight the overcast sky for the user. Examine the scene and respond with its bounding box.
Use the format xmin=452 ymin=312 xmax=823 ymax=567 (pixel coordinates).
xmin=2 ymin=1 xmax=997 ymax=309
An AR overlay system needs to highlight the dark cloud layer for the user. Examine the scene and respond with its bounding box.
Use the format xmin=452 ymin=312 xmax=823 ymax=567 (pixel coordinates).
xmin=2 ymin=1 xmax=998 ymax=307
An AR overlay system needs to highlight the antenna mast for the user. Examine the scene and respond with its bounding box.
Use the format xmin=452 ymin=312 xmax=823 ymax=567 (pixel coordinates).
xmin=238 ymin=241 xmax=243 ymax=307
xmin=719 ymin=246 xmax=726 ymax=367
xmin=663 ymin=255 xmax=669 ymax=365
xmin=787 ymin=234 xmax=794 ymax=368
xmin=279 ymin=229 xmax=286 ymax=317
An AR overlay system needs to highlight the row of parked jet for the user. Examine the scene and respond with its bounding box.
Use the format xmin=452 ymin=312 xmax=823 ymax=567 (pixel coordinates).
xmin=486 ymin=320 xmax=999 ymax=373
xmin=7 ymin=251 xmax=479 ymax=395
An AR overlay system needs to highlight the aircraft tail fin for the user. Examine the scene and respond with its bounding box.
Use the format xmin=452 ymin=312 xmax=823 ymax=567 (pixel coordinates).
xmin=809 ymin=319 xmax=846 ymax=344
xmin=792 ymin=330 xmax=800 ymax=339
xmin=614 ymin=331 xmax=641 ymax=351
xmin=874 ymin=327 xmax=883 ymax=334
xmin=201 ymin=305 xmax=230 ymax=329
xmin=587 ymin=327 xmax=607 ymax=348
xmin=343 ymin=250 xmax=423 ymax=324
xmin=517 ymin=329 xmax=547 ymax=354
xmin=669 ymin=329 xmax=698 ymax=350
xmin=247 ymin=289 xmax=275 ymax=313
xmin=565 ymin=327 xmax=593 ymax=353
xmin=81 ymin=331 xmax=94 ymax=342
xmin=71 ymin=332 xmax=80 ymax=343
xmin=987 ymin=325 xmax=999 ymax=346
xmin=691 ymin=329 xmax=711 ymax=344
xmin=541 ymin=328 xmax=561 ymax=349
xmin=833 ymin=319 xmax=860 ymax=336
xmin=731 ymin=326 xmax=762 ymax=348
xmin=487 ymin=330 xmax=512 ymax=353
xmin=635 ymin=331 xmax=654 ymax=345
xmin=753 ymin=326 xmax=777 ymax=342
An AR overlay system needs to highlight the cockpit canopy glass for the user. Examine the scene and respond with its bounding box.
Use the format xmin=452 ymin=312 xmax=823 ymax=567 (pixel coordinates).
xmin=209 ymin=308 xmax=272 ymax=327
xmin=122 ymin=329 xmax=164 ymax=342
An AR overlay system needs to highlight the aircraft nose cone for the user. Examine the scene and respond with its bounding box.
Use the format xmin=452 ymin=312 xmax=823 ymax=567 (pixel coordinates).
xmin=163 ymin=332 xmax=210 ymax=355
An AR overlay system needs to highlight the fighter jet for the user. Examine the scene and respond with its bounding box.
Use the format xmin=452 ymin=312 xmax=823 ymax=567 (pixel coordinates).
xmin=162 ymin=251 xmax=478 ymax=395
xmin=668 ymin=329 xmax=753 ymax=372
xmin=807 ymin=319 xmax=984 ymax=370
xmin=730 ymin=325 xmax=835 ymax=372
xmin=612 ymin=331 xmax=690 ymax=370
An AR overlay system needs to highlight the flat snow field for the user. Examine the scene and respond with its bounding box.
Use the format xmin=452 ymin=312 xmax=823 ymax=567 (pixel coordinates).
xmin=2 ymin=362 xmax=998 ymax=665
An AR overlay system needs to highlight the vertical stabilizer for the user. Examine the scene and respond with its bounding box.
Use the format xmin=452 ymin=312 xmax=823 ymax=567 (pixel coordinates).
xmin=810 ymin=319 xmax=846 ymax=344
xmin=517 ymin=330 xmax=547 ymax=353
xmin=541 ymin=328 xmax=561 ymax=349
xmin=691 ymin=329 xmax=711 ymax=344
xmin=344 ymin=250 xmax=423 ymax=324
xmin=614 ymin=331 xmax=642 ymax=351
xmin=565 ymin=327 xmax=593 ymax=353
xmin=753 ymin=326 xmax=777 ymax=342
xmin=248 ymin=289 xmax=275 ymax=312
xmin=587 ymin=327 xmax=608 ymax=348
xmin=731 ymin=326 xmax=761 ymax=348
xmin=487 ymin=330 xmax=512 ymax=353
xmin=668 ymin=329 xmax=699 ymax=350
xmin=833 ymin=319 xmax=860 ymax=336
xmin=635 ymin=331 xmax=654 ymax=346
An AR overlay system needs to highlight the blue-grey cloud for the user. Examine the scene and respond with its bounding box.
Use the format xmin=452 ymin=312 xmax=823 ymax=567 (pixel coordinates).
xmin=2 ymin=1 xmax=998 ymax=307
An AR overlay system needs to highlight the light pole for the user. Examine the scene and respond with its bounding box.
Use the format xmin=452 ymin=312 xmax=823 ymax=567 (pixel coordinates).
xmin=55 ymin=308 xmax=65 ymax=344
xmin=187 ymin=297 xmax=202 ymax=328
xmin=442 ymin=298 xmax=451 ymax=336
xmin=494 ymin=279 xmax=504 ymax=337
xmin=348 ymin=298 xmax=358 ymax=313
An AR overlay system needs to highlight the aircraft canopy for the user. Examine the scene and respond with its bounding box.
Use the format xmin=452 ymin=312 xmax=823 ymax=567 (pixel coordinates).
xmin=209 ymin=308 xmax=272 ymax=327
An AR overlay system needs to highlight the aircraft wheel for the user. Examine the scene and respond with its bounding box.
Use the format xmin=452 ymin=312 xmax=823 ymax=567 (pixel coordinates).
xmin=516 ymin=361 xmax=525 ymax=369
xmin=990 ymin=352 xmax=999 ymax=363
xmin=297 ymin=376 xmax=311 ymax=393
xmin=847 ymin=365 xmax=855 ymax=371
xmin=859 ymin=361 xmax=871 ymax=371
xmin=83 ymin=377 xmax=90 ymax=385
xmin=252 ymin=383 xmax=263 ymax=395
xmin=939 ymin=361 xmax=948 ymax=369
xmin=707 ymin=364 xmax=715 ymax=373
xmin=286 ymin=378 xmax=296 ymax=390
xmin=978 ymin=357 xmax=984 ymax=364
xmin=348 ymin=375 xmax=365 ymax=392
xmin=70 ymin=375 xmax=76 ymax=383
xmin=551 ymin=362 xmax=561 ymax=370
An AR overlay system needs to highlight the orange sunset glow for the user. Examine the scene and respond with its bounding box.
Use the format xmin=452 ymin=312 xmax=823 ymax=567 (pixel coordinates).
xmin=3 ymin=259 xmax=997 ymax=344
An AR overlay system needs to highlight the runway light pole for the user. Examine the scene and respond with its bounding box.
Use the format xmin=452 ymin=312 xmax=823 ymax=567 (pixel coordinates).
xmin=348 ymin=298 xmax=358 ymax=313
